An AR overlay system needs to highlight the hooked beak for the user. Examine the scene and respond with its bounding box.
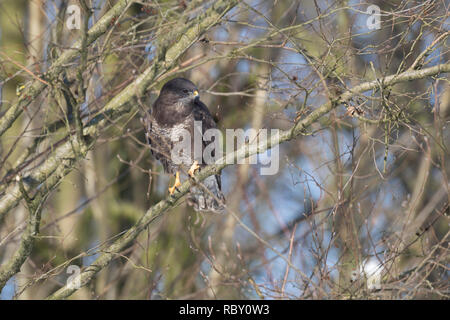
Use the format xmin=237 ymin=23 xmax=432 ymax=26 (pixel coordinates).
xmin=193 ymin=90 xmax=199 ymax=101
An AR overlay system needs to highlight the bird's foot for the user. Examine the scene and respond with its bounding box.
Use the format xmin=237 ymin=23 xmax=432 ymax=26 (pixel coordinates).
xmin=188 ymin=161 xmax=200 ymax=178
xmin=168 ymin=171 xmax=181 ymax=195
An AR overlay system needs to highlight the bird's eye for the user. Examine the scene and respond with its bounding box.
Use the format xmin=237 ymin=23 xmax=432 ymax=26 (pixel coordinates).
xmin=182 ymin=89 xmax=189 ymax=94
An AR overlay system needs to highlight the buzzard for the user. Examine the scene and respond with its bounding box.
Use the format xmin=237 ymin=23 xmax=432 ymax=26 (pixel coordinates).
xmin=145 ymin=78 xmax=225 ymax=213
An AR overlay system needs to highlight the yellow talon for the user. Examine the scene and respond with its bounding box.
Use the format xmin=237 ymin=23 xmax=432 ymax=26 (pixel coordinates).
xmin=188 ymin=160 xmax=200 ymax=177
xmin=168 ymin=171 xmax=181 ymax=195
xmin=16 ymin=84 xmax=26 ymax=96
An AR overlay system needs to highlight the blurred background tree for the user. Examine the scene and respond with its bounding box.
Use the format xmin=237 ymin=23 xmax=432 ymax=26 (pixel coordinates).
xmin=0 ymin=0 xmax=449 ymax=299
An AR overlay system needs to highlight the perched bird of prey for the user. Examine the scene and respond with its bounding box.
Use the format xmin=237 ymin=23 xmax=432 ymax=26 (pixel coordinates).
xmin=145 ymin=78 xmax=225 ymax=213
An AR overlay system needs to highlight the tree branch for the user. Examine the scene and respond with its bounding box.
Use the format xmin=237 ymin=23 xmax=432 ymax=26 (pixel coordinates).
xmin=0 ymin=0 xmax=135 ymax=137
xmin=0 ymin=176 xmax=49 ymax=290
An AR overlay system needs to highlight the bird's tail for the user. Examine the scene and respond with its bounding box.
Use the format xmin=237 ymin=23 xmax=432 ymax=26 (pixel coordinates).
xmin=187 ymin=175 xmax=226 ymax=213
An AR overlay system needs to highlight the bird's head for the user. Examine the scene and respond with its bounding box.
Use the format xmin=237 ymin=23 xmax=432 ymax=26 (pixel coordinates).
xmin=160 ymin=78 xmax=200 ymax=103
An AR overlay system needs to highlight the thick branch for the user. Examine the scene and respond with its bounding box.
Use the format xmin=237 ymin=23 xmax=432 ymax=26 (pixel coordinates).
xmin=0 ymin=178 xmax=47 ymax=290
xmin=0 ymin=0 xmax=135 ymax=137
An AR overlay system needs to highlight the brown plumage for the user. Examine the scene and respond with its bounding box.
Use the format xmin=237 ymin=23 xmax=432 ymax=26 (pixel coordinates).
xmin=145 ymin=78 xmax=225 ymax=213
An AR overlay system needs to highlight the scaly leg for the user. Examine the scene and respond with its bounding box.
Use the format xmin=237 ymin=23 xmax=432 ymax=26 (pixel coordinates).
xmin=168 ymin=171 xmax=181 ymax=195
xmin=188 ymin=160 xmax=200 ymax=177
